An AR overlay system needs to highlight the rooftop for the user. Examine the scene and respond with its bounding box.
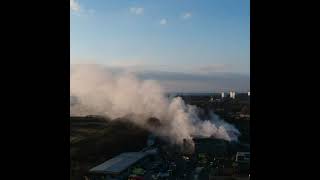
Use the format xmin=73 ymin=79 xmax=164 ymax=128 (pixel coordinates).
xmin=89 ymin=152 xmax=148 ymax=174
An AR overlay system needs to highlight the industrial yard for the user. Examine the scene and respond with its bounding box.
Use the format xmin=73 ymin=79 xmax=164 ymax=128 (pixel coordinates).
xmin=71 ymin=92 xmax=250 ymax=180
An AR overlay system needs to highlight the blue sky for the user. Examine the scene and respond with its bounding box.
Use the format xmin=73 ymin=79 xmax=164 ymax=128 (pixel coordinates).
xmin=70 ymin=0 xmax=250 ymax=92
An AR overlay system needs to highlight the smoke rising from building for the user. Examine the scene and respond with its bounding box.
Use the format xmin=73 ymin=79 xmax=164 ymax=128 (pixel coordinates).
xmin=70 ymin=64 xmax=240 ymax=146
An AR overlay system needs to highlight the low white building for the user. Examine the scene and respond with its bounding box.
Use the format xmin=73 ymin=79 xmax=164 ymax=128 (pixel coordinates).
xmin=86 ymin=152 xmax=151 ymax=180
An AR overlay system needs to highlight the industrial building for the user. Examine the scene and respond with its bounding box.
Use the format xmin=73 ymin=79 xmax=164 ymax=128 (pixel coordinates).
xmin=234 ymin=152 xmax=250 ymax=175
xmin=85 ymin=152 xmax=152 ymax=180
xmin=235 ymin=152 xmax=250 ymax=163
xmin=193 ymin=138 xmax=228 ymax=157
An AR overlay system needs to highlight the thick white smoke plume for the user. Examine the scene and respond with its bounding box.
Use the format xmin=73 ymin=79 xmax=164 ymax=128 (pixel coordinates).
xmin=70 ymin=64 xmax=240 ymax=145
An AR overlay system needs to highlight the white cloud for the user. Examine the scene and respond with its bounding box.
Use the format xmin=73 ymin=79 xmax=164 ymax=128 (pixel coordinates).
xmin=160 ymin=18 xmax=167 ymax=25
xmin=70 ymin=0 xmax=80 ymax=12
xmin=196 ymin=64 xmax=232 ymax=73
xmin=70 ymin=0 xmax=95 ymax=16
xmin=182 ymin=12 xmax=192 ymax=19
xmin=105 ymin=61 xmax=233 ymax=75
xmin=130 ymin=7 xmax=144 ymax=15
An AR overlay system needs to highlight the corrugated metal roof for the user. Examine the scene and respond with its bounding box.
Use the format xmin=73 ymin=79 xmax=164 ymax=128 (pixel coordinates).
xmin=89 ymin=152 xmax=148 ymax=174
